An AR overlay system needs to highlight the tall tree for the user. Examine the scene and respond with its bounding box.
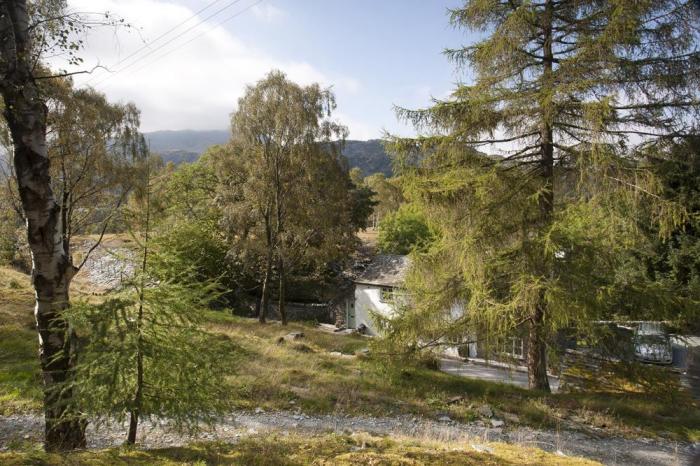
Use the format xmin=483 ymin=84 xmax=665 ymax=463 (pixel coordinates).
xmin=218 ymin=70 xmax=350 ymax=324
xmin=390 ymin=0 xmax=700 ymax=390
xmin=0 ymin=0 xmax=87 ymax=449
xmin=0 ymin=1 xmax=134 ymax=448
xmin=363 ymin=173 xmax=403 ymax=228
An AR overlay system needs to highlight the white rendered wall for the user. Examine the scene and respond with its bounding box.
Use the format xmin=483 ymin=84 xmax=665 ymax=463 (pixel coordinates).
xmin=353 ymin=284 xmax=396 ymax=336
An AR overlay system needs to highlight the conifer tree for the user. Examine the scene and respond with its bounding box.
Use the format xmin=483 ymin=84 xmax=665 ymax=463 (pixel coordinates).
xmin=389 ymin=0 xmax=700 ymax=390
xmin=62 ymin=156 xmax=229 ymax=444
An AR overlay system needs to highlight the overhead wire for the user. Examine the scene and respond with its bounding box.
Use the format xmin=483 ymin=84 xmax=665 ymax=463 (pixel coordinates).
xmin=90 ymin=0 xmax=251 ymax=88
xmin=119 ymin=0 xmax=264 ymax=80
xmin=84 ymin=0 xmax=229 ymax=85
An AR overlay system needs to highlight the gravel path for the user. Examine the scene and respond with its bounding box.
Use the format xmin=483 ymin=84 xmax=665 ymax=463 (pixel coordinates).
xmin=1 ymin=411 xmax=696 ymax=465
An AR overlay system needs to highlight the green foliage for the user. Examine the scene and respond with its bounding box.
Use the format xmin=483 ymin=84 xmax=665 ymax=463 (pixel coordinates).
xmin=63 ymin=251 xmax=230 ymax=435
xmin=44 ymin=78 xmax=147 ymax=242
xmin=148 ymin=154 xmax=241 ymax=304
xmin=348 ymin=183 xmax=377 ymax=232
xmin=216 ymin=70 xmax=361 ymax=309
xmin=382 ymin=0 xmax=700 ymax=386
xmin=377 ymin=205 xmax=434 ymax=255
xmin=363 ymin=173 xmax=404 ymax=227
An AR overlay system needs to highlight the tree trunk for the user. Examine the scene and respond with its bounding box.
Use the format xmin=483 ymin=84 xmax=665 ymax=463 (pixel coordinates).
xmin=278 ymin=257 xmax=287 ymax=325
xmin=128 ymin=167 xmax=150 ymax=446
xmin=527 ymin=0 xmax=555 ymax=393
xmin=527 ymin=297 xmax=551 ymax=391
xmin=0 ymin=0 xmax=86 ymax=450
xmin=259 ymin=252 xmax=273 ymax=324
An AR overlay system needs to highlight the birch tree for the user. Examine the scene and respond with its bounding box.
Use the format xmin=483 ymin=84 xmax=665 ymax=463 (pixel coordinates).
xmin=219 ymin=70 xmax=350 ymax=324
xmin=0 ymin=0 xmax=132 ymax=448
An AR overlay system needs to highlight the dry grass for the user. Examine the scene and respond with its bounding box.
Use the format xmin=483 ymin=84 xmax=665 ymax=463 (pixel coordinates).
xmin=0 ymin=432 xmax=600 ymax=465
xmin=1 ymin=265 xmax=699 ymax=442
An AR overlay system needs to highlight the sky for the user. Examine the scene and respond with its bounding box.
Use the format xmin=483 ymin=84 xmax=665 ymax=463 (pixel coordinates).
xmin=55 ymin=0 xmax=473 ymax=140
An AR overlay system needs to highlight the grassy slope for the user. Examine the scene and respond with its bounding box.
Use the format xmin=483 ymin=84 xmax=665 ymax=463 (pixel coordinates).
xmin=0 ymin=433 xmax=598 ymax=465
xmin=1 ymin=266 xmax=699 ymax=443
xmin=0 ymin=267 xmax=41 ymax=414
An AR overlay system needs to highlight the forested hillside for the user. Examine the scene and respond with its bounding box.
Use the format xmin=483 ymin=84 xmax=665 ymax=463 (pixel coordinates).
xmin=145 ymin=130 xmax=393 ymax=176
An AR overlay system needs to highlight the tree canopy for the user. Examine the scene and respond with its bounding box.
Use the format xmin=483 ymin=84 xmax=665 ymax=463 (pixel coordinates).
xmin=385 ymin=0 xmax=700 ymax=391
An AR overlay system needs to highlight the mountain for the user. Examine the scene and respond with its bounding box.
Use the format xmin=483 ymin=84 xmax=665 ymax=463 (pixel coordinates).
xmin=144 ymin=130 xmax=392 ymax=176
xmin=145 ymin=129 xmax=230 ymax=154
xmin=342 ymin=140 xmax=392 ymax=177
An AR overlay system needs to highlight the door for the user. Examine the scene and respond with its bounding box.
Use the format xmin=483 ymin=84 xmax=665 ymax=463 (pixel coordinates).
xmin=346 ymin=299 xmax=356 ymax=328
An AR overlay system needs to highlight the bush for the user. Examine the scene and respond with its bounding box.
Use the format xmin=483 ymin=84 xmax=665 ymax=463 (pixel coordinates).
xmin=377 ymin=205 xmax=434 ymax=255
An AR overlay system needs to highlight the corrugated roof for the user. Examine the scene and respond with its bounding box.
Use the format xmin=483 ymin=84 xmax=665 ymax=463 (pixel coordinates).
xmin=353 ymin=254 xmax=410 ymax=287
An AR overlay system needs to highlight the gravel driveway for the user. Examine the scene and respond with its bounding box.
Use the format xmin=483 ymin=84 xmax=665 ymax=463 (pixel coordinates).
xmin=1 ymin=411 xmax=695 ymax=465
xmin=440 ymin=358 xmax=561 ymax=392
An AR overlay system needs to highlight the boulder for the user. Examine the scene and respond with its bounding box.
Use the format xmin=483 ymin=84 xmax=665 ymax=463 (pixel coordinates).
xmin=476 ymin=404 xmax=493 ymax=418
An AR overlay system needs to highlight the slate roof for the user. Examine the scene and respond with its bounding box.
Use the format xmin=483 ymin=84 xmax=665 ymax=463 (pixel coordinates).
xmin=353 ymin=254 xmax=410 ymax=287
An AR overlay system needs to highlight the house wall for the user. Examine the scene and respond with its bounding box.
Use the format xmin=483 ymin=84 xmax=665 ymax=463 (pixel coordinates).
xmin=353 ymin=284 xmax=396 ymax=336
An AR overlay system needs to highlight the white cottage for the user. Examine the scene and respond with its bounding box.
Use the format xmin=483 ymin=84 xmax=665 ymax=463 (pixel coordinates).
xmin=346 ymin=254 xmax=410 ymax=336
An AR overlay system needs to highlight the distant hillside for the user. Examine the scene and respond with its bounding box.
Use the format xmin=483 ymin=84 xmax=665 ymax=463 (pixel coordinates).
xmin=144 ymin=130 xmax=392 ymax=176
xmin=342 ymin=140 xmax=392 ymax=177
xmin=145 ymin=129 xmax=230 ymax=154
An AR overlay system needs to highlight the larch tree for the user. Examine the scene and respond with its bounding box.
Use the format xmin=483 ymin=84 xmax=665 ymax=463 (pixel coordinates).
xmin=388 ymin=0 xmax=700 ymax=391
xmin=218 ymin=70 xmax=349 ymax=324
xmin=62 ymin=156 xmax=229 ymax=445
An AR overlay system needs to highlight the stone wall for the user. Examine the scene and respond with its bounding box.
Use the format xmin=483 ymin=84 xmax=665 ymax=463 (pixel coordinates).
xmin=268 ymin=302 xmax=334 ymax=324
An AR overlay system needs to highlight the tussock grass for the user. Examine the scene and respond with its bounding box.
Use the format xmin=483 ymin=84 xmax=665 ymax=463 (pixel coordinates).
xmin=0 ymin=433 xmax=600 ymax=465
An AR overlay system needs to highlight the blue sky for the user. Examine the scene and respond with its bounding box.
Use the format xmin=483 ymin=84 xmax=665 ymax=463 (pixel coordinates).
xmin=64 ymin=0 xmax=473 ymax=139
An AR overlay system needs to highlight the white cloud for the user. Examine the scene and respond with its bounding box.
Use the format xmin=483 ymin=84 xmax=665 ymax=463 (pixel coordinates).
xmin=51 ymin=0 xmax=367 ymax=135
xmin=250 ymin=3 xmax=285 ymax=23
xmin=333 ymin=112 xmax=377 ymax=141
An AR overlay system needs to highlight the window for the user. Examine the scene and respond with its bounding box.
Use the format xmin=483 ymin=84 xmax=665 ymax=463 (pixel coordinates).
xmin=379 ymin=287 xmax=393 ymax=303
xmin=500 ymin=337 xmax=524 ymax=359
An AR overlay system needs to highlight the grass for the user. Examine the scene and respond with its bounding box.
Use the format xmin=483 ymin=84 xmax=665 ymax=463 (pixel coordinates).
xmin=1 ymin=265 xmax=699 ymax=444
xmin=0 ymin=432 xmax=599 ymax=465
xmin=0 ymin=267 xmax=41 ymax=415
xmin=207 ymin=311 xmax=700 ymax=442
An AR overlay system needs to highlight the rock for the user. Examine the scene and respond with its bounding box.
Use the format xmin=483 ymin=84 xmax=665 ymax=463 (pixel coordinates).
xmin=502 ymin=412 xmax=520 ymax=424
xmin=477 ymin=404 xmax=493 ymax=418
xmin=471 ymin=444 xmax=494 ymax=454
xmin=289 ymin=400 xmax=296 ymax=405
xmin=438 ymin=415 xmax=452 ymax=423
xmin=555 ymin=450 xmax=566 ymax=457
xmin=284 ymin=332 xmax=305 ymax=341
xmin=490 ymin=419 xmax=504 ymax=428
xmin=254 ymin=407 xmax=265 ymax=414
xmin=447 ymin=396 xmax=463 ymax=404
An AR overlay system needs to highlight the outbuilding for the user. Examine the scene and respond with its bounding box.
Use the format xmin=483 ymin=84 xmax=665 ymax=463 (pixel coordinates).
xmin=342 ymin=254 xmax=410 ymax=336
